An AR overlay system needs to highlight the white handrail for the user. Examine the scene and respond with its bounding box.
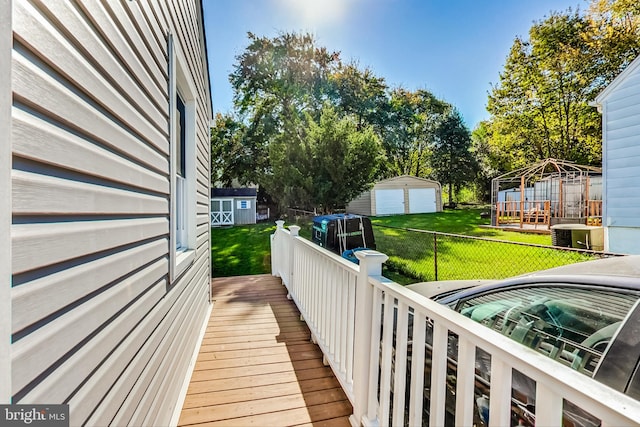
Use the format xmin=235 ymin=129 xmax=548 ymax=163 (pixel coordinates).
xmin=270 ymin=221 xmax=640 ymax=427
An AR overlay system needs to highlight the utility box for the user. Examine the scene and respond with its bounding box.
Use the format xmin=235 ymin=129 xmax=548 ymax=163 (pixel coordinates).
xmin=571 ymin=226 xmax=605 ymax=251
xmin=312 ymin=214 xmax=376 ymax=255
xmin=551 ymin=224 xmax=586 ymax=248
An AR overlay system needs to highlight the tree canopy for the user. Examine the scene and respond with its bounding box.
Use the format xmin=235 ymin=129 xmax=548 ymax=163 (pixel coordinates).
xmin=211 ymin=0 xmax=640 ymax=208
xmin=216 ymin=31 xmax=470 ymax=212
xmin=483 ymin=0 xmax=640 ymax=172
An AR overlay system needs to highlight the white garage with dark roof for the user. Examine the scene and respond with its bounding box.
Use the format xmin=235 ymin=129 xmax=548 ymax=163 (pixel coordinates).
xmin=346 ymin=175 xmax=443 ymax=216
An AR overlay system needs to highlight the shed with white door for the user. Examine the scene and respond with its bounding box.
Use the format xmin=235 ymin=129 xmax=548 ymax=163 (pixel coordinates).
xmin=346 ymin=175 xmax=442 ymax=216
xmin=211 ymin=188 xmax=257 ymax=226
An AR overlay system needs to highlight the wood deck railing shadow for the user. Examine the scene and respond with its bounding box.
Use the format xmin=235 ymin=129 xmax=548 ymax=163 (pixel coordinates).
xmin=178 ymin=275 xmax=351 ymax=426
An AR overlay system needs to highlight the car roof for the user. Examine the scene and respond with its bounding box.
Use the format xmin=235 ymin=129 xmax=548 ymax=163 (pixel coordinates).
xmin=527 ymin=255 xmax=640 ymax=278
xmin=406 ymin=280 xmax=497 ymax=299
xmin=434 ymin=255 xmax=640 ymax=305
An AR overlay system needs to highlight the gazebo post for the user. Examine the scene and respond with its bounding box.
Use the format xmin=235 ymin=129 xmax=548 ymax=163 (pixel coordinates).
xmin=520 ymin=175 xmax=525 ymax=228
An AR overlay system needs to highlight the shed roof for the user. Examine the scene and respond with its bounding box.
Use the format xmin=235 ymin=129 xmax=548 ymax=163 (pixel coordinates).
xmin=375 ymin=175 xmax=441 ymax=187
xmin=211 ymin=188 xmax=257 ymax=198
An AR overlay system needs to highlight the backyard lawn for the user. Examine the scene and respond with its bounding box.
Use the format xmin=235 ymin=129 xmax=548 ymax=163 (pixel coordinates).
xmin=370 ymin=208 xmax=552 ymax=245
xmin=211 ymin=222 xmax=276 ymax=277
xmin=211 ymin=208 xmax=595 ymax=280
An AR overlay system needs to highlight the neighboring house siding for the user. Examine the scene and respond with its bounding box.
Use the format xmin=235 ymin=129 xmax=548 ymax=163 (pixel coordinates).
xmin=9 ymin=1 xmax=211 ymax=425
xmin=595 ymin=56 xmax=640 ymax=254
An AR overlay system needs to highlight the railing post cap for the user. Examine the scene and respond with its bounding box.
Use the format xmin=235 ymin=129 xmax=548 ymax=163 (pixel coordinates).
xmin=289 ymin=225 xmax=301 ymax=235
xmin=275 ymin=220 xmax=285 ymax=228
xmin=355 ymin=250 xmax=389 ymax=264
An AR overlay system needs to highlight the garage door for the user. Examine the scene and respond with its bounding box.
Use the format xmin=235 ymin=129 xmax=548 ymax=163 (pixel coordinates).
xmin=409 ymin=188 xmax=437 ymax=213
xmin=375 ymin=189 xmax=405 ymax=215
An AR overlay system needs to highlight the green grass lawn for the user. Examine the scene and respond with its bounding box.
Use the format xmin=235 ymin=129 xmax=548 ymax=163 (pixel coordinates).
xmin=211 ymin=209 xmax=595 ymax=282
xmin=211 ymin=223 xmax=276 ymax=277
xmin=370 ymin=208 xmax=552 ymax=245
xmin=370 ymin=208 xmax=595 ymax=284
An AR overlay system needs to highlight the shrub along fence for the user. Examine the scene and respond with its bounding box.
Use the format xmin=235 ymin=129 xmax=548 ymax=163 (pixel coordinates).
xmin=373 ymin=224 xmax=622 ymax=284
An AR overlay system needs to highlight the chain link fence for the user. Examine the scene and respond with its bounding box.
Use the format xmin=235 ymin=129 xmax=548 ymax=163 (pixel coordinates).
xmin=373 ymin=224 xmax=622 ymax=285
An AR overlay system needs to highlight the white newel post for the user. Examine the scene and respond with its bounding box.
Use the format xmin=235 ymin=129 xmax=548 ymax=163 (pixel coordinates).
xmin=287 ymin=225 xmax=300 ymax=298
xmin=272 ymin=220 xmax=285 ymax=277
xmin=351 ymin=250 xmax=389 ymax=427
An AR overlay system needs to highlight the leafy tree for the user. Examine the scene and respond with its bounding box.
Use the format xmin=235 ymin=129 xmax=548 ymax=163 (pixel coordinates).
xmin=385 ymin=88 xmax=448 ymax=177
xmin=470 ymin=122 xmax=502 ymax=202
xmin=228 ymin=32 xmax=340 ymax=187
xmin=483 ymin=1 xmax=640 ymax=172
xmin=432 ymin=108 xmax=477 ymax=205
xmin=329 ymin=61 xmax=390 ymax=133
xmin=587 ymin=0 xmax=640 ymax=83
xmin=487 ymin=11 xmax=602 ymax=166
xmin=230 ymin=31 xmax=339 ymax=126
xmin=265 ymin=105 xmax=383 ymax=212
xmin=210 ymin=112 xmax=250 ymax=186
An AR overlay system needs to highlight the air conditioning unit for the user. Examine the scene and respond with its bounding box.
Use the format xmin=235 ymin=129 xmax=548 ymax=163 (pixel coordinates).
xmin=571 ymin=226 xmax=604 ymax=251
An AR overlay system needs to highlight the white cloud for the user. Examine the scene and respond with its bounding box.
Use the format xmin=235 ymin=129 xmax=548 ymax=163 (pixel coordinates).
xmin=275 ymin=0 xmax=359 ymax=29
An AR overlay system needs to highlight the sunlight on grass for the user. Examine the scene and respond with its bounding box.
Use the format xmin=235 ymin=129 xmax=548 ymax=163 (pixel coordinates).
xmin=211 ymin=209 xmax=596 ymax=282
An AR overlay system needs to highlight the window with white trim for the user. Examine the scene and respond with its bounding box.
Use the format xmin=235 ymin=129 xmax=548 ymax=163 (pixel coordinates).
xmin=169 ymin=34 xmax=197 ymax=280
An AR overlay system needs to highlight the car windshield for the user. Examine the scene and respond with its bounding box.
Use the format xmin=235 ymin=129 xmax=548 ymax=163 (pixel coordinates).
xmin=456 ymin=285 xmax=639 ymax=376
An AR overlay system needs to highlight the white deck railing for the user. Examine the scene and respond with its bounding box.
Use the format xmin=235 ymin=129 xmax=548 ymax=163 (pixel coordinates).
xmin=270 ymin=222 xmax=640 ymax=427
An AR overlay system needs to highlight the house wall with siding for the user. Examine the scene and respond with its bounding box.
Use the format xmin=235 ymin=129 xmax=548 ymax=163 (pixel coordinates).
xmin=347 ymin=175 xmax=442 ymax=216
xmin=8 ymin=1 xmax=211 ymax=425
xmin=1 ymin=0 xmax=11 ymax=406
xmin=595 ymin=56 xmax=640 ymax=254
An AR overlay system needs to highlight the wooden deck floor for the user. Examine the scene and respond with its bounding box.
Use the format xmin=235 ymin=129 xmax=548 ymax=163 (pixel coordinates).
xmin=178 ymin=275 xmax=353 ymax=427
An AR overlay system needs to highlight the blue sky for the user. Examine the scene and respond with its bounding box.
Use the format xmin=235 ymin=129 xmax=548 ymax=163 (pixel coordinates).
xmin=203 ymin=0 xmax=586 ymax=129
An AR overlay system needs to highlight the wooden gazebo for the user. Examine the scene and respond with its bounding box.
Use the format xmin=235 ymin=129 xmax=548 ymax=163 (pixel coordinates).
xmin=491 ymin=159 xmax=602 ymax=230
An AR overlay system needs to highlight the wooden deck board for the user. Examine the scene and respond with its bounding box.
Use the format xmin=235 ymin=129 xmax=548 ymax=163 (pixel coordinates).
xmin=178 ymin=274 xmax=352 ymax=427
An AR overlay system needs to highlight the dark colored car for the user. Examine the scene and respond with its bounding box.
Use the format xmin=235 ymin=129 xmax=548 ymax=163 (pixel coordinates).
xmin=405 ymin=255 xmax=640 ymax=426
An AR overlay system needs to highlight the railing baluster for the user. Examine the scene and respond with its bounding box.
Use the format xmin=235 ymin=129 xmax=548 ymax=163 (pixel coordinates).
xmin=408 ymin=311 xmax=426 ymax=427
xmin=366 ymin=287 xmax=383 ymax=423
xmin=330 ymin=264 xmax=337 ymax=357
xmin=379 ymin=291 xmax=395 ymax=425
xmin=346 ymin=272 xmax=355 ymax=386
xmin=429 ymin=321 xmax=448 ymax=427
xmin=455 ymin=336 xmax=476 ymax=426
xmin=488 ymin=359 xmax=512 ymax=427
xmin=270 ymin=231 xmax=640 ymax=427
xmin=535 ymin=382 xmax=562 ymax=426
xmin=392 ymin=301 xmax=409 ymax=427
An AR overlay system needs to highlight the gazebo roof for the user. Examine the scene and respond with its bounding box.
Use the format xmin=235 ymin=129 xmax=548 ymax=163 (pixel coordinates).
xmin=493 ymin=158 xmax=601 ymax=183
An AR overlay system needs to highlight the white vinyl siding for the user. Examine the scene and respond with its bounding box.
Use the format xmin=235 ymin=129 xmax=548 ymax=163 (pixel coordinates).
xmin=596 ymin=56 xmax=640 ymax=253
xmin=375 ymin=189 xmax=405 ymax=215
xmin=0 ymin=0 xmax=11 ymax=405
xmin=9 ymin=1 xmax=211 ymax=426
xmin=409 ymin=188 xmax=437 ymax=213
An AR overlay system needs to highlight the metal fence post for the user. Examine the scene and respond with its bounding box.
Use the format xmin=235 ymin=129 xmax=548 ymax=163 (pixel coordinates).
xmin=434 ymin=232 xmax=438 ymax=281
xmin=351 ymin=250 xmax=389 ymax=427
